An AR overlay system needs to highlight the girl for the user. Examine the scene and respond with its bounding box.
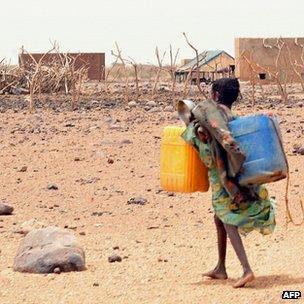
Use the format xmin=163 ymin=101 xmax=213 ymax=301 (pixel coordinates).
xmin=181 ymin=78 xmax=276 ymax=288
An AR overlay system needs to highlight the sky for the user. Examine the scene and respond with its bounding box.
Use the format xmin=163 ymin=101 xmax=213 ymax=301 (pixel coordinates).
xmin=1 ymin=0 xmax=304 ymax=65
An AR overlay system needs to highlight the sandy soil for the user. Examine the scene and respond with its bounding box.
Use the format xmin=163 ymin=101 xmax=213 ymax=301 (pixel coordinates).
xmin=0 ymin=96 xmax=303 ymax=304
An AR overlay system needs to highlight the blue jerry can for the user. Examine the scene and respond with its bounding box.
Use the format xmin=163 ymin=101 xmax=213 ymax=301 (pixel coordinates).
xmin=229 ymin=114 xmax=288 ymax=186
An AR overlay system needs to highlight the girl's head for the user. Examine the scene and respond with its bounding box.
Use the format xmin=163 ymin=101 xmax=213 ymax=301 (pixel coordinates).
xmin=211 ymin=78 xmax=240 ymax=108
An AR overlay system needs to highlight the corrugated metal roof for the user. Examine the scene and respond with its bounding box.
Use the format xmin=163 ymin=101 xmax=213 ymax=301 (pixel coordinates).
xmin=177 ymin=50 xmax=233 ymax=72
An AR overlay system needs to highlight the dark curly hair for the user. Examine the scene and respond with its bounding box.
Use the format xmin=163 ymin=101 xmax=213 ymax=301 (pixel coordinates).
xmin=211 ymin=78 xmax=240 ymax=108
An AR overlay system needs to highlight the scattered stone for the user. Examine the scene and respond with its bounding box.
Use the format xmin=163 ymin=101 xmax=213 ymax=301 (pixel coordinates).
xmin=298 ymin=147 xmax=304 ymax=155
xmin=47 ymin=183 xmax=58 ymax=190
xmin=79 ymin=231 xmax=86 ymax=236
xmin=108 ymin=254 xmax=122 ymax=263
xmin=74 ymin=157 xmax=81 ymax=161
xmin=76 ymin=177 xmax=100 ymax=185
xmin=107 ymin=158 xmax=114 ymax=164
xmin=53 ymin=267 xmax=61 ymax=274
xmin=91 ymin=211 xmax=103 ymax=217
xmin=109 ymin=124 xmax=123 ymax=131
xmin=164 ymin=105 xmax=174 ymax=112
xmin=127 ymin=197 xmax=147 ymax=205
xmin=121 ymin=139 xmax=132 ymax=144
xmin=158 ymin=86 xmax=170 ymax=92
xmin=148 ymin=107 xmax=160 ymax=113
xmin=128 ymin=101 xmax=137 ymax=108
xmin=293 ymin=144 xmax=304 ymax=155
xmin=147 ymin=226 xmax=160 ymax=230
xmin=19 ymin=166 xmax=28 ymax=172
xmin=113 ymin=246 xmax=119 ymax=250
xmin=0 ymin=203 xmax=14 ymax=215
xmin=91 ymin=211 xmax=112 ymax=217
xmin=93 ymin=282 xmax=99 ymax=287
xmin=167 ymin=192 xmax=175 ymax=197
xmin=13 ymin=226 xmax=85 ymax=273
xmin=146 ymin=100 xmax=156 ymax=107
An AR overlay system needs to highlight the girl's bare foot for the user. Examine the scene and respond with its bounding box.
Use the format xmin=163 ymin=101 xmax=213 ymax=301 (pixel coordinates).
xmin=202 ymin=267 xmax=228 ymax=280
xmin=233 ymin=271 xmax=255 ymax=288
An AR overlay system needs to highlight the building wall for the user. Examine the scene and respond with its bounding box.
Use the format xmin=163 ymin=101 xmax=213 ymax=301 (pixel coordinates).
xmin=19 ymin=53 xmax=105 ymax=81
xmin=199 ymin=52 xmax=234 ymax=73
xmin=235 ymin=37 xmax=304 ymax=83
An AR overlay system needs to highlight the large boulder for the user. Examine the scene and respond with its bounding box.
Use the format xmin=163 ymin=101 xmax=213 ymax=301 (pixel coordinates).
xmin=13 ymin=226 xmax=85 ymax=273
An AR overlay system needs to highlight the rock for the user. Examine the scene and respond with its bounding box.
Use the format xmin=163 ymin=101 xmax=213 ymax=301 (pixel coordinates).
xmin=53 ymin=267 xmax=61 ymax=274
xmin=65 ymin=123 xmax=75 ymax=127
xmin=19 ymin=166 xmax=28 ymax=172
xmin=148 ymin=107 xmax=160 ymax=113
xmin=164 ymin=105 xmax=174 ymax=112
xmin=107 ymin=158 xmax=114 ymax=164
xmin=298 ymin=147 xmax=304 ymax=155
xmin=113 ymin=246 xmax=119 ymax=250
xmin=13 ymin=227 xmax=85 ymax=273
xmin=158 ymin=86 xmax=170 ymax=92
xmin=108 ymin=254 xmax=122 ymax=263
xmin=0 ymin=203 xmax=14 ymax=215
xmin=47 ymin=183 xmax=58 ymax=190
xmin=167 ymin=192 xmax=175 ymax=197
xmin=146 ymin=100 xmax=156 ymax=107
xmin=128 ymin=101 xmax=137 ymax=108
xmin=109 ymin=124 xmax=122 ymax=130
xmin=120 ymin=139 xmax=132 ymax=144
xmin=127 ymin=197 xmax=147 ymax=205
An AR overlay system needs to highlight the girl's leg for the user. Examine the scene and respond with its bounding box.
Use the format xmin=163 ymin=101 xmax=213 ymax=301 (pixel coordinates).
xmin=223 ymin=223 xmax=255 ymax=288
xmin=203 ymin=215 xmax=228 ymax=279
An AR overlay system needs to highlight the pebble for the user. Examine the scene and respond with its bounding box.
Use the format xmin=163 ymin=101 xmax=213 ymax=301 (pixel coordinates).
xmin=148 ymin=107 xmax=160 ymax=113
xmin=298 ymin=147 xmax=304 ymax=155
xmin=47 ymin=183 xmax=58 ymax=190
xmin=0 ymin=203 xmax=14 ymax=215
xmin=19 ymin=166 xmax=28 ymax=172
xmin=108 ymin=254 xmax=122 ymax=263
xmin=53 ymin=267 xmax=61 ymax=274
xmin=121 ymin=139 xmax=132 ymax=144
xmin=127 ymin=197 xmax=147 ymax=205
xmin=146 ymin=100 xmax=156 ymax=107
xmin=164 ymin=105 xmax=174 ymax=112
xmin=128 ymin=101 xmax=137 ymax=108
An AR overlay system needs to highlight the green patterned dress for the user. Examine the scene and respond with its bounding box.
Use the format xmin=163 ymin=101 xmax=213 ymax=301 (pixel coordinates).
xmin=182 ymin=125 xmax=276 ymax=236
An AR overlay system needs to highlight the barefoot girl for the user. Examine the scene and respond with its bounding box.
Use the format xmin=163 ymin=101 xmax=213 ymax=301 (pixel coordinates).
xmin=181 ymin=78 xmax=276 ymax=288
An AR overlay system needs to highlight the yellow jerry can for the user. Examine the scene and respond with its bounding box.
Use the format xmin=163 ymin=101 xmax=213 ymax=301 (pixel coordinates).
xmin=160 ymin=126 xmax=209 ymax=193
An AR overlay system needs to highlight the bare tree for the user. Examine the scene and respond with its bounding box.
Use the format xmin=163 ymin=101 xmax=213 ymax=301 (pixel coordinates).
xmin=152 ymin=47 xmax=166 ymax=99
xmin=182 ymin=32 xmax=208 ymax=99
xmin=111 ymin=42 xmax=131 ymax=103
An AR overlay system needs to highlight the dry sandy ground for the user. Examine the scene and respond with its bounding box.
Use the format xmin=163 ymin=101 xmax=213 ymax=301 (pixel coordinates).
xmin=0 ymin=99 xmax=303 ymax=304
